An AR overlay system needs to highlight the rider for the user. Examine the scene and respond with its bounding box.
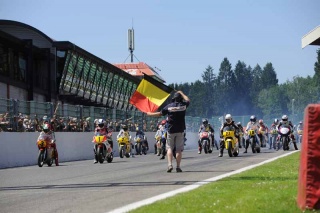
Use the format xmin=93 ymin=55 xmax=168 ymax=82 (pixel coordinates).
xmin=296 ymin=121 xmax=303 ymax=143
xmin=155 ymin=119 xmax=168 ymax=159
xmin=93 ymin=119 xmax=113 ymax=164
xmin=37 ymin=123 xmax=59 ymax=166
xmin=154 ymin=120 xmax=166 ymax=155
xmin=296 ymin=121 xmax=303 ymax=132
xmin=258 ymin=119 xmax=269 ymax=147
xmin=276 ymin=115 xmax=298 ymax=150
xmin=134 ymin=126 xmax=149 ymax=154
xmin=244 ymin=115 xmax=260 ymax=153
xmin=117 ymin=124 xmax=134 ymax=157
xmin=198 ymin=118 xmax=215 ymax=154
xmin=236 ymin=122 xmax=244 ymax=148
xmin=269 ymin=118 xmax=279 ymax=149
xmin=219 ymin=114 xmax=239 ymax=157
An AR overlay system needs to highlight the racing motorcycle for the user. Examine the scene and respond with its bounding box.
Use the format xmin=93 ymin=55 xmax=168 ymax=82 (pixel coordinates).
xmin=117 ymin=132 xmax=132 ymax=158
xmin=93 ymin=134 xmax=113 ymax=163
xmin=37 ymin=138 xmax=55 ymax=167
xmin=247 ymin=129 xmax=260 ymax=153
xmin=222 ymin=125 xmax=239 ymax=157
xmin=198 ymin=131 xmax=212 ymax=154
xmin=278 ymin=126 xmax=291 ymax=151
xmin=134 ymin=134 xmax=148 ymax=155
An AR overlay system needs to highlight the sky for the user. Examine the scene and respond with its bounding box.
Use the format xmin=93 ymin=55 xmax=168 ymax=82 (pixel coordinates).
xmin=1 ymin=0 xmax=320 ymax=85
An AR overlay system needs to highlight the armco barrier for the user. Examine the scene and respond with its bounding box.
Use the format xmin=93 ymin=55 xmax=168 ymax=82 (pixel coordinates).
xmin=0 ymin=132 xmax=199 ymax=169
xmin=297 ymin=104 xmax=320 ymax=210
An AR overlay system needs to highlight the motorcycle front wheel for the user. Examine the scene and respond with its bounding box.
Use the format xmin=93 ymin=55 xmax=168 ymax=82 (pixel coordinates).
xmin=250 ymin=138 xmax=256 ymax=153
xmin=37 ymin=150 xmax=45 ymax=167
xmin=119 ymin=146 xmax=125 ymax=158
xmin=97 ymin=147 xmax=105 ymax=163
xmin=227 ymin=141 xmax=233 ymax=157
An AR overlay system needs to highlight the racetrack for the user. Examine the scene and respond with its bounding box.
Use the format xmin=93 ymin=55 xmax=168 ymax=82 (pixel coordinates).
xmin=0 ymin=146 xmax=299 ymax=213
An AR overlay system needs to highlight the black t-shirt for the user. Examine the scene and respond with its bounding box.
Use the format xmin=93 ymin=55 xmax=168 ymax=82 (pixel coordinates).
xmin=161 ymin=100 xmax=189 ymax=134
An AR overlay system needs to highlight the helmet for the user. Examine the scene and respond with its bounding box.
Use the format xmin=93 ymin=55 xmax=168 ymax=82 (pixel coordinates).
xmin=281 ymin=115 xmax=288 ymax=122
xmin=237 ymin=122 xmax=241 ymax=126
xmin=225 ymin=114 xmax=232 ymax=124
xmin=202 ymin=118 xmax=208 ymax=125
xmin=122 ymin=125 xmax=128 ymax=131
xmin=160 ymin=120 xmax=166 ymax=125
xmin=274 ymin=118 xmax=279 ymax=124
xmin=42 ymin=124 xmax=50 ymax=133
xmin=299 ymin=121 xmax=303 ymax=124
xmin=172 ymin=92 xmax=182 ymax=102
xmin=259 ymin=119 xmax=263 ymax=124
xmin=250 ymin=115 xmax=256 ymax=122
xmin=97 ymin=119 xmax=105 ymax=128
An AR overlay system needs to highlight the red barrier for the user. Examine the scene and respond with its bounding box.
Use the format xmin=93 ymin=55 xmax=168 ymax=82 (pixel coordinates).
xmin=297 ymin=104 xmax=320 ymax=210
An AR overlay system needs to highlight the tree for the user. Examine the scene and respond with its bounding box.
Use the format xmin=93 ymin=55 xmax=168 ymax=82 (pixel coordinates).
xmin=233 ymin=61 xmax=253 ymax=115
xmin=202 ymin=65 xmax=217 ymax=117
xmin=261 ymin=62 xmax=278 ymax=89
xmin=217 ymin=58 xmax=236 ymax=114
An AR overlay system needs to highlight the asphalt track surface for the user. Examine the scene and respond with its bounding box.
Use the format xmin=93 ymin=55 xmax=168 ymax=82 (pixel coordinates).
xmin=0 ymin=146 xmax=300 ymax=213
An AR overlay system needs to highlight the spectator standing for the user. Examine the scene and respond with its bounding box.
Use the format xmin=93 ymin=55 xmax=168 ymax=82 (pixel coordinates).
xmin=146 ymin=90 xmax=190 ymax=173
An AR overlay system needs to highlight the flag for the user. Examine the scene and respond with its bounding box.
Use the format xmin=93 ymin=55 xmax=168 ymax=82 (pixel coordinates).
xmin=129 ymin=74 xmax=173 ymax=113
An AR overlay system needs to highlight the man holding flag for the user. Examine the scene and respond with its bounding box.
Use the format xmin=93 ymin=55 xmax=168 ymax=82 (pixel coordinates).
xmin=146 ymin=91 xmax=190 ymax=173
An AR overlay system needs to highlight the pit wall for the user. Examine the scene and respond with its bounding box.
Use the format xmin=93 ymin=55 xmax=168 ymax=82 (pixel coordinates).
xmin=0 ymin=132 xmax=201 ymax=169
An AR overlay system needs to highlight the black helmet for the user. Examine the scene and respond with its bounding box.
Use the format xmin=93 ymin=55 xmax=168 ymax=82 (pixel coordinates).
xmin=172 ymin=92 xmax=182 ymax=102
xmin=250 ymin=115 xmax=256 ymax=122
xmin=202 ymin=118 xmax=208 ymax=125
xmin=122 ymin=125 xmax=128 ymax=131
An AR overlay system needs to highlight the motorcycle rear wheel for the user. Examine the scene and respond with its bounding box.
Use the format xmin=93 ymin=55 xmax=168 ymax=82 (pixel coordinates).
xmin=106 ymin=152 xmax=113 ymax=163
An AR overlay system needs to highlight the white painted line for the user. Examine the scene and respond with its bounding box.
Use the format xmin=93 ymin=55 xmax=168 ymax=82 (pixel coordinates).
xmin=106 ymin=150 xmax=299 ymax=213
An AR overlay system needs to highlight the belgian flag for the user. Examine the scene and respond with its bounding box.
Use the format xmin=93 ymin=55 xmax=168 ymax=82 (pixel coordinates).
xmin=129 ymin=74 xmax=173 ymax=113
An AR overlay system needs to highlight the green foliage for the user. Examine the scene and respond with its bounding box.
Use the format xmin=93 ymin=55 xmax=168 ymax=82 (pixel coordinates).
xmin=131 ymin=153 xmax=311 ymax=213
xmin=170 ymin=50 xmax=319 ymax=119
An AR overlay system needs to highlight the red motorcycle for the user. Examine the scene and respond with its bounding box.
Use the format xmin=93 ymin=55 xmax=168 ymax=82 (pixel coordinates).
xmin=199 ymin=131 xmax=212 ymax=154
xmin=93 ymin=133 xmax=113 ymax=163
xmin=37 ymin=138 xmax=55 ymax=167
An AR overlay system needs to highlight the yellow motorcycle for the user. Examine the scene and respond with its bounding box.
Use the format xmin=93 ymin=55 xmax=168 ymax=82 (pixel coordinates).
xmin=222 ymin=126 xmax=239 ymax=157
xmin=117 ymin=132 xmax=131 ymax=158
xmin=247 ymin=128 xmax=260 ymax=153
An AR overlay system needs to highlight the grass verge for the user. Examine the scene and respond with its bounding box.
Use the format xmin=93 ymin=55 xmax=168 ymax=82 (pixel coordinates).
xmin=130 ymin=152 xmax=319 ymax=213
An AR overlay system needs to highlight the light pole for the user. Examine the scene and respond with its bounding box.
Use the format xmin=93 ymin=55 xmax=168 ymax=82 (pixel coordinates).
xmin=292 ymin=99 xmax=295 ymax=123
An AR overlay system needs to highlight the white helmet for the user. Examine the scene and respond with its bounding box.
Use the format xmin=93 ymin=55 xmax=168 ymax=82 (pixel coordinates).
xmin=225 ymin=114 xmax=232 ymax=124
xmin=281 ymin=115 xmax=288 ymax=123
xmin=97 ymin=119 xmax=105 ymax=128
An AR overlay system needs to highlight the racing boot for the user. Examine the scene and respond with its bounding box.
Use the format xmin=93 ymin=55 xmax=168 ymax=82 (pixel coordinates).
xmin=244 ymin=140 xmax=249 ymax=153
xmin=218 ymin=148 xmax=224 ymax=157
xmin=293 ymin=140 xmax=298 ymax=150
xmin=54 ymin=150 xmax=59 ymax=166
xmin=218 ymin=140 xmax=224 ymax=157
xmin=198 ymin=146 xmax=201 ymax=154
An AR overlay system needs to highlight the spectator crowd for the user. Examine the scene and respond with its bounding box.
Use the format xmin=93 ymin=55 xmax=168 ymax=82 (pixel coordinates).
xmin=0 ymin=112 xmax=160 ymax=133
